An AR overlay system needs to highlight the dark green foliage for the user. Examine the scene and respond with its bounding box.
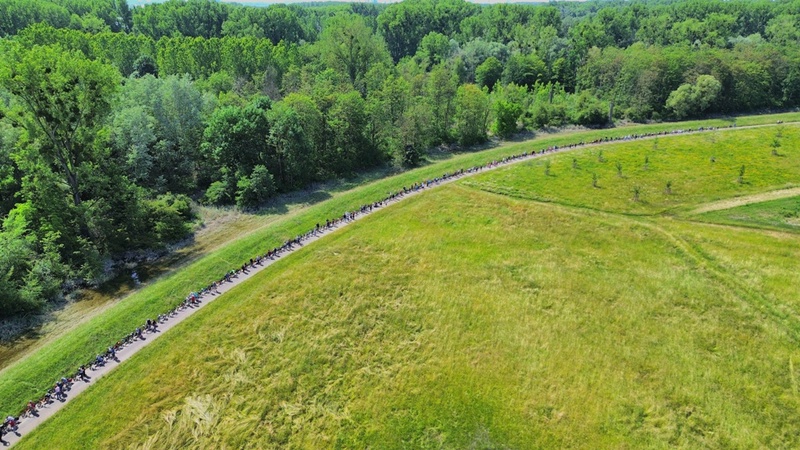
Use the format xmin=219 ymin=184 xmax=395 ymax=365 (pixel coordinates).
xmin=0 ymin=44 xmax=202 ymax=315
xmin=528 ymin=101 xmax=567 ymax=130
xmin=493 ymin=99 xmax=522 ymax=138
xmin=326 ymin=90 xmax=379 ymax=174
xmin=475 ymin=56 xmax=502 ymax=91
xmin=4 ymin=0 xmax=800 ymax=319
xmin=571 ymin=92 xmax=608 ymax=127
xmin=666 ymin=75 xmax=722 ymax=119
xmin=1 ymin=43 xmax=120 ymax=206
xmin=377 ymin=0 xmax=478 ymax=61
xmin=317 ymin=12 xmax=391 ymax=93
xmin=202 ymin=180 xmax=230 ymax=206
xmin=454 ymin=84 xmax=489 ymax=146
xmin=201 ymin=99 xmax=271 ymax=182
xmin=0 ymin=213 xmax=62 ymax=318
xmin=401 ymin=144 xmax=421 ymax=168
xmin=0 ymin=122 xmax=22 ymax=218
xmin=111 ymin=74 xmax=206 ymax=194
xmin=235 ymin=165 xmax=276 ymax=210
xmin=144 ymin=193 xmax=194 ymax=245
xmin=132 ymin=0 xmax=227 ymax=39
xmin=0 ymin=0 xmax=132 ymax=36
xmin=502 ymin=53 xmax=546 ymax=88
xmin=132 ymin=54 xmax=157 ymax=78
xmin=416 ymin=31 xmax=452 ymax=69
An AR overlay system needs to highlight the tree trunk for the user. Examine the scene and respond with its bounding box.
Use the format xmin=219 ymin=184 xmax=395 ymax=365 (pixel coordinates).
xmin=66 ymin=169 xmax=81 ymax=206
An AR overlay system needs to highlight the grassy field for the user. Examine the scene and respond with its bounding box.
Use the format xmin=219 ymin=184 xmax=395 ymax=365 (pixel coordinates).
xmin=696 ymin=195 xmax=800 ymax=231
xmin=16 ymin=184 xmax=800 ymax=448
xmin=3 ymin=111 xmax=800 ymax=440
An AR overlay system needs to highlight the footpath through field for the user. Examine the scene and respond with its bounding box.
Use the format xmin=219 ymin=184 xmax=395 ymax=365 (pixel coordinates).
xmin=687 ymin=186 xmax=800 ymax=215
xmin=0 ymin=122 xmax=788 ymax=447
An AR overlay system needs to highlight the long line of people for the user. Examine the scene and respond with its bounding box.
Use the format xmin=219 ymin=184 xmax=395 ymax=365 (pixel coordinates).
xmin=1 ymin=124 xmax=729 ymax=443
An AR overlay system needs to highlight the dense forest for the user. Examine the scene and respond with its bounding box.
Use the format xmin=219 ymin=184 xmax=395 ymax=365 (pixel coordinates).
xmin=1 ymin=0 xmax=800 ymax=317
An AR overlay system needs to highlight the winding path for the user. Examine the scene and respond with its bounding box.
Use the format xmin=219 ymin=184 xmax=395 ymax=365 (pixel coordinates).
xmin=1 ymin=122 xmax=791 ymax=447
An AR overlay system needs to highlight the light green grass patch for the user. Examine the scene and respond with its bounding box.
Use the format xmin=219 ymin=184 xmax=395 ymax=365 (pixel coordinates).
xmin=463 ymin=125 xmax=800 ymax=215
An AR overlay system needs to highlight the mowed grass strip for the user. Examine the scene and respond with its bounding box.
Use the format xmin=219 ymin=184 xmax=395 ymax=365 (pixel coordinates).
xmin=4 ymin=113 xmax=797 ymax=417
xmin=18 ymin=186 xmax=800 ymax=449
xmin=464 ymin=124 xmax=800 ymax=215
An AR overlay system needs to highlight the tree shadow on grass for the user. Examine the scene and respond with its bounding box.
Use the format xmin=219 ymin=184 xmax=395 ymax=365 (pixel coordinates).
xmin=255 ymin=189 xmax=332 ymax=217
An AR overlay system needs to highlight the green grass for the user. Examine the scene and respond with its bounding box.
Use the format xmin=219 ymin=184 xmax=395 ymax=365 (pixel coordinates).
xmin=696 ymin=195 xmax=800 ymax=231
xmin=463 ymin=124 xmax=800 ymax=215
xmin=3 ymin=111 xmax=800 ymax=438
xmin=16 ymin=185 xmax=800 ymax=449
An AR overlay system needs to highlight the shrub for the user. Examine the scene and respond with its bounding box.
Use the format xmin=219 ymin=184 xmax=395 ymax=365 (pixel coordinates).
xmin=493 ymin=100 xmax=523 ymax=138
xmin=145 ymin=194 xmax=195 ymax=245
xmin=570 ymin=92 xmax=608 ymax=127
xmin=402 ymin=144 xmax=422 ymax=168
xmin=204 ymin=180 xmax=234 ymax=206
xmin=236 ymin=166 xmax=277 ymax=210
xmin=527 ymin=101 xmax=566 ymax=129
xmin=475 ymin=57 xmax=503 ymax=91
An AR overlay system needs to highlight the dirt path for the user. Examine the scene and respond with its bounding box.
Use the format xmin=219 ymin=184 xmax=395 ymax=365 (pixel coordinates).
xmin=688 ymin=186 xmax=800 ymax=215
xmin=1 ymin=122 xmax=793 ymax=447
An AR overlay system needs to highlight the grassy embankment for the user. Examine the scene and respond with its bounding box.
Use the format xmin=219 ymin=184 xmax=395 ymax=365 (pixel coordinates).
xmin=7 ymin=113 xmax=793 ymax=416
xmin=15 ymin=116 xmax=800 ymax=448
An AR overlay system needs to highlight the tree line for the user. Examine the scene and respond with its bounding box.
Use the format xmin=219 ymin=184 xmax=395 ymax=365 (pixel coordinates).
xmin=2 ymin=0 xmax=800 ymax=317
